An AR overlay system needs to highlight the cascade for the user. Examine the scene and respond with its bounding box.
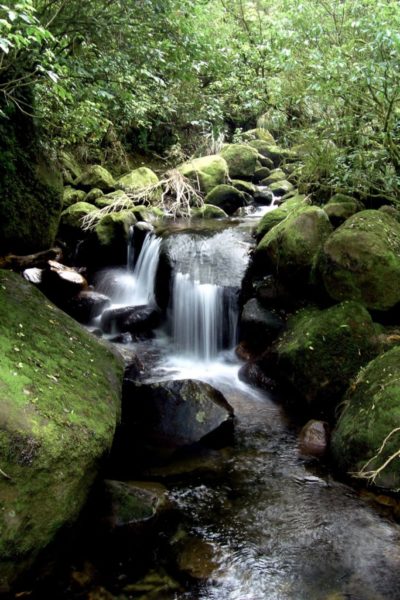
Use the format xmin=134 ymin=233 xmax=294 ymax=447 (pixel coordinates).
xmin=126 ymin=225 xmax=134 ymax=271
xmin=96 ymin=232 xmax=161 ymax=308
xmin=166 ymin=227 xmax=251 ymax=362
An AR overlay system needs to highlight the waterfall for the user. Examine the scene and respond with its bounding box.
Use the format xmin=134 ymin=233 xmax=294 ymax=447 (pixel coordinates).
xmin=127 ymin=225 xmax=134 ymax=271
xmin=166 ymin=228 xmax=251 ymax=362
xmin=96 ymin=233 xmax=161 ymax=308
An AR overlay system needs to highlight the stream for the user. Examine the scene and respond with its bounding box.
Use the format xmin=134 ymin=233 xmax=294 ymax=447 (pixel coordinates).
xmin=25 ymin=205 xmax=400 ymax=599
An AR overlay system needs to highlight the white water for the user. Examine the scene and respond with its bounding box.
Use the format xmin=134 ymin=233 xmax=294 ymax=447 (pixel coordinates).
xmin=95 ymin=233 xmax=161 ymax=308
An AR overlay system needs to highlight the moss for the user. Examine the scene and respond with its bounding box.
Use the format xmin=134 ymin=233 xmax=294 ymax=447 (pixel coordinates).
xmin=94 ymin=189 xmax=133 ymax=208
xmin=276 ymin=301 xmax=379 ymax=414
xmin=178 ymin=155 xmax=228 ymax=194
xmin=263 ymin=169 xmax=286 ymax=185
xmin=241 ymin=128 xmax=276 ymax=144
xmin=117 ymin=167 xmax=160 ymax=203
xmin=59 ymin=202 xmax=98 ymax=237
xmin=0 ymin=99 xmax=63 ymax=254
xmin=255 ymin=205 xmax=332 ymax=283
xmin=219 ymin=143 xmax=260 ymax=179
xmin=231 ymin=180 xmax=257 ymax=195
xmin=204 ymin=184 xmax=246 ymax=215
xmin=59 ymin=151 xmax=82 ymax=184
xmin=84 ymin=188 xmax=104 ymax=204
xmin=0 ymin=270 xmax=123 ymax=586
xmin=95 ymin=210 xmax=136 ymax=246
xmin=62 ymin=187 xmax=87 ymax=208
xmin=255 ymin=195 xmax=306 ymax=240
xmin=191 ymin=204 xmax=228 ymax=219
xmin=332 ymin=346 xmax=400 ymax=491
xmin=318 ymin=210 xmax=400 ymax=310
xmin=74 ymin=165 xmax=116 ymax=191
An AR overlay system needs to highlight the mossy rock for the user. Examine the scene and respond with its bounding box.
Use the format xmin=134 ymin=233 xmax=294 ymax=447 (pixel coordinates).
xmin=130 ymin=205 xmax=164 ymax=223
xmin=191 ymin=204 xmax=228 ymax=219
xmin=332 ymin=346 xmax=400 ymax=491
xmin=231 ymin=180 xmax=257 ymax=195
xmin=253 ymin=167 xmax=271 ymax=184
xmin=62 ymin=187 xmax=87 ymax=208
xmin=178 ymin=155 xmax=228 ymax=195
xmin=255 ymin=195 xmax=307 ymax=240
xmin=59 ymin=202 xmax=98 ymax=238
xmin=241 ymin=128 xmax=276 ymax=144
xmin=323 ymin=194 xmax=365 ymax=227
xmin=74 ymin=165 xmax=116 ymax=192
xmin=95 ymin=210 xmax=137 ymax=247
xmin=268 ymin=180 xmax=295 ymax=196
xmin=219 ymin=144 xmax=260 ymax=179
xmin=204 ymin=184 xmax=247 ymax=215
xmin=255 ymin=205 xmax=333 ymax=284
xmin=59 ymin=151 xmax=82 ymax=185
xmin=117 ymin=167 xmax=161 ymax=202
xmin=248 ymin=143 xmax=284 ymax=167
xmin=95 ymin=189 xmax=133 ymax=209
xmin=318 ymin=210 xmax=400 ymax=311
xmin=0 ymin=270 xmax=124 ymax=588
xmin=275 ymin=301 xmax=379 ymax=414
xmin=85 ymin=188 xmax=104 ymax=204
xmin=263 ymin=169 xmax=286 ymax=185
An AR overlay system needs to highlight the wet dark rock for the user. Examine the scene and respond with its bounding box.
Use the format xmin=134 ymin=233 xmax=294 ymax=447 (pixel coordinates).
xmin=205 ymin=184 xmax=248 ymax=215
xmin=298 ymin=420 xmax=329 ymax=457
xmin=109 ymin=332 xmax=134 ymax=344
xmin=253 ymin=188 xmax=274 ymax=205
xmin=240 ymin=298 xmax=284 ymax=351
xmin=124 ymin=354 xmax=146 ymax=381
xmin=253 ymin=167 xmax=271 ymax=183
xmin=101 ymin=305 xmax=160 ymax=335
xmin=41 ymin=260 xmax=87 ymax=302
xmin=116 ymin=379 xmax=234 ymax=466
xmin=238 ymin=361 xmax=277 ymax=392
xmin=65 ymin=290 xmax=110 ymax=323
xmin=255 ymin=275 xmax=293 ymax=309
xmin=176 ymin=536 xmax=218 ymax=580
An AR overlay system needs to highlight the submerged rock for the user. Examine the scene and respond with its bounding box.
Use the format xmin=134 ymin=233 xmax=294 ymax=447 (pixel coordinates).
xmin=117 ymin=379 xmax=234 ymax=465
xmin=178 ymin=155 xmax=228 ymax=194
xmin=318 ymin=210 xmax=400 ymax=311
xmin=0 ymin=270 xmax=124 ymax=589
xmin=332 ymin=346 xmax=400 ymax=492
xmin=273 ymin=301 xmax=379 ymax=416
xmin=191 ymin=204 xmax=228 ymax=219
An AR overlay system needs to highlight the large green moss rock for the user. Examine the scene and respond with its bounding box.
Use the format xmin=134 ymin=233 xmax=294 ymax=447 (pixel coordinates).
xmin=95 ymin=210 xmax=137 ymax=247
xmin=59 ymin=151 xmax=82 ymax=185
xmin=255 ymin=205 xmax=333 ymax=282
xmin=241 ymin=128 xmax=276 ymax=144
xmin=178 ymin=155 xmax=228 ymax=194
xmin=62 ymin=186 xmax=87 ymax=208
xmin=219 ymin=144 xmax=260 ymax=179
xmin=274 ymin=301 xmax=379 ymax=414
xmin=0 ymin=270 xmax=123 ymax=589
xmin=59 ymin=202 xmax=98 ymax=239
xmin=204 ymin=184 xmax=247 ymax=215
xmin=318 ymin=210 xmax=400 ymax=311
xmin=322 ymin=194 xmax=365 ymax=227
xmin=332 ymin=346 xmax=400 ymax=491
xmin=95 ymin=189 xmax=133 ymax=209
xmin=117 ymin=167 xmax=161 ymax=202
xmin=255 ymin=195 xmax=307 ymax=241
xmin=74 ymin=165 xmax=116 ymax=192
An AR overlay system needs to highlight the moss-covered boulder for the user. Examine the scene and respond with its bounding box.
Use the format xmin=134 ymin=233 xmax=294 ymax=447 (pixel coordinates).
xmin=204 ymin=184 xmax=247 ymax=215
xmin=74 ymin=165 xmax=116 ymax=192
xmin=274 ymin=301 xmax=379 ymax=415
xmin=0 ymin=270 xmax=123 ymax=589
xmin=178 ymin=155 xmax=228 ymax=195
xmin=62 ymin=186 xmax=87 ymax=208
xmin=95 ymin=189 xmax=133 ymax=209
xmin=323 ymin=194 xmax=365 ymax=227
xmin=241 ymin=128 xmax=276 ymax=144
xmin=95 ymin=210 xmax=136 ymax=247
xmin=332 ymin=346 xmax=400 ymax=491
xmin=231 ymin=180 xmax=257 ymax=195
xmin=85 ymin=188 xmax=104 ymax=204
xmin=263 ymin=169 xmax=286 ymax=185
xmin=318 ymin=210 xmax=400 ymax=311
xmin=191 ymin=204 xmax=228 ymax=219
xmin=248 ymin=143 xmax=287 ymax=167
xmin=59 ymin=151 xmax=82 ymax=185
xmin=219 ymin=144 xmax=260 ymax=179
xmin=117 ymin=167 xmax=161 ymax=202
xmin=255 ymin=205 xmax=332 ymax=283
xmin=255 ymin=195 xmax=307 ymax=241
xmin=268 ymin=180 xmax=295 ymax=196
xmin=59 ymin=202 xmax=98 ymax=239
